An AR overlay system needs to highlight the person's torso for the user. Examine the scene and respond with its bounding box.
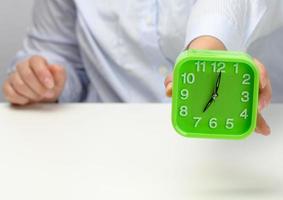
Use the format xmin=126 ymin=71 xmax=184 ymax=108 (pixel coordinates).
xmin=73 ymin=0 xmax=195 ymax=102
xmin=70 ymin=0 xmax=282 ymax=102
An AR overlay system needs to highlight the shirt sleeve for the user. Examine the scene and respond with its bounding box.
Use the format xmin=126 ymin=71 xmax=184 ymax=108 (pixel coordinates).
xmin=185 ymin=0 xmax=283 ymax=51
xmin=6 ymin=0 xmax=89 ymax=102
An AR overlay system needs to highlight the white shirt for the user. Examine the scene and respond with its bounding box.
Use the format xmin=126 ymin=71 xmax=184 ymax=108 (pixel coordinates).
xmin=7 ymin=0 xmax=283 ymax=102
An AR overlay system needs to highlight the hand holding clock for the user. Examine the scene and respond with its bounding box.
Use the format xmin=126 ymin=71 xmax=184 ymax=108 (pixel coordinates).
xmin=253 ymin=58 xmax=272 ymax=135
xmin=165 ymin=36 xmax=271 ymax=136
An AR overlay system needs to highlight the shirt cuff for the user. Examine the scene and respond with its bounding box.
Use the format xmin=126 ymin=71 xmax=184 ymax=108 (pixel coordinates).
xmin=58 ymin=66 xmax=88 ymax=103
xmin=185 ymin=14 xmax=244 ymax=51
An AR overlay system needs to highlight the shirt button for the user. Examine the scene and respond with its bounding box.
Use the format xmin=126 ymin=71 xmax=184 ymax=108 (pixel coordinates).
xmin=159 ymin=66 xmax=169 ymax=76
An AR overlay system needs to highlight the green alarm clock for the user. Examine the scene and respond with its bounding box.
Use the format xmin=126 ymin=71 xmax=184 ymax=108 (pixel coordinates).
xmin=172 ymin=49 xmax=259 ymax=139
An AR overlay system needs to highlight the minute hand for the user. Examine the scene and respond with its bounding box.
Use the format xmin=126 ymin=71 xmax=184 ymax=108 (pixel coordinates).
xmin=214 ymin=72 xmax=222 ymax=95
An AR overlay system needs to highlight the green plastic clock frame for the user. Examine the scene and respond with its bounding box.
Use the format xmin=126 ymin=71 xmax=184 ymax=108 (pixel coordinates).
xmin=172 ymin=49 xmax=260 ymax=140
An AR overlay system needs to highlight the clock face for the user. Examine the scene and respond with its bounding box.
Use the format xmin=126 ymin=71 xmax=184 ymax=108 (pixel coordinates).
xmin=172 ymin=51 xmax=259 ymax=139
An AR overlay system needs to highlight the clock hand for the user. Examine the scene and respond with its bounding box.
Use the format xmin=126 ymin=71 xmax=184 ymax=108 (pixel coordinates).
xmin=214 ymin=72 xmax=222 ymax=95
xmin=203 ymin=97 xmax=214 ymax=113
xmin=203 ymin=72 xmax=221 ymax=113
xmin=203 ymin=93 xmax=218 ymax=113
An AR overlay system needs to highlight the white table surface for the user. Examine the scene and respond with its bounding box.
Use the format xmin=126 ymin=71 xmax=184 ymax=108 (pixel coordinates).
xmin=0 ymin=103 xmax=282 ymax=200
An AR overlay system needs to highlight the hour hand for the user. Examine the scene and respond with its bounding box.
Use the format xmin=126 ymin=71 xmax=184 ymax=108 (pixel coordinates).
xmin=203 ymin=97 xmax=214 ymax=113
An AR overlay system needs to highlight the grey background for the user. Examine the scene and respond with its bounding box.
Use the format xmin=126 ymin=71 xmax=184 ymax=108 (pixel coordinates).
xmin=0 ymin=1 xmax=282 ymax=102
xmin=0 ymin=0 xmax=34 ymax=101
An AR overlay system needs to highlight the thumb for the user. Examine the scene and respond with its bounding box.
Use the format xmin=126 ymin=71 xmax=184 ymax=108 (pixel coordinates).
xmin=49 ymin=64 xmax=66 ymax=92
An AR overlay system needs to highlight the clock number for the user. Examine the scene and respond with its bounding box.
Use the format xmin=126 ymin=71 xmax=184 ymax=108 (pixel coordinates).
xmin=242 ymin=74 xmax=251 ymax=85
xmin=212 ymin=62 xmax=226 ymax=73
xmin=211 ymin=62 xmax=217 ymax=73
xmin=234 ymin=63 xmax=239 ymax=74
xmin=179 ymin=106 xmax=188 ymax=117
xmin=180 ymin=89 xmax=189 ymax=100
xmin=196 ymin=61 xmax=206 ymax=72
xmin=193 ymin=117 xmax=202 ymax=127
xmin=209 ymin=118 xmax=218 ymax=129
xmin=240 ymin=109 xmax=248 ymax=119
xmin=181 ymin=73 xmax=195 ymax=84
xmin=225 ymin=118 xmax=234 ymax=129
xmin=241 ymin=91 xmax=250 ymax=102
xmin=217 ymin=62 xmax=226 ymax=73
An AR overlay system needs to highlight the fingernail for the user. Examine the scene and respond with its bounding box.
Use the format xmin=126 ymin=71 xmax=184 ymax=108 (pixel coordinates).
xmin=267 ymin=126 xmax=271 ymax=134
xmin=44 ymin=91 xmax=54 ymax=98
xmin=259 ymin=100 xmax=264 ymax=112
xmin=261 ymin=78 xmax=267 ymax=89
xmin=264 ymin=126 xmax=271 ymax=136
xmin=44 ymin=77 xmax=54 ymax=89
xmin=267 ymin=125 xmax=271 ymax=134
xmin=166 ymin=82 xmax=173 ymax=97
xmin=259 ymin=98 xmax=270 ymax=112
xmin=263 ymin=99 xmax=269 ymax=109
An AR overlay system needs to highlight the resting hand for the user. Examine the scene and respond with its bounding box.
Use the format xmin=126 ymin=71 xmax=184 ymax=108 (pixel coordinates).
xmin=3 ymin=56 xmax=66 ymax=106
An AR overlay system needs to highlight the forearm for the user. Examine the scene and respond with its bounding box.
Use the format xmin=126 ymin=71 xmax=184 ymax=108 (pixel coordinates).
xmin=185 ymin=0 xmax=282 ymax=51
